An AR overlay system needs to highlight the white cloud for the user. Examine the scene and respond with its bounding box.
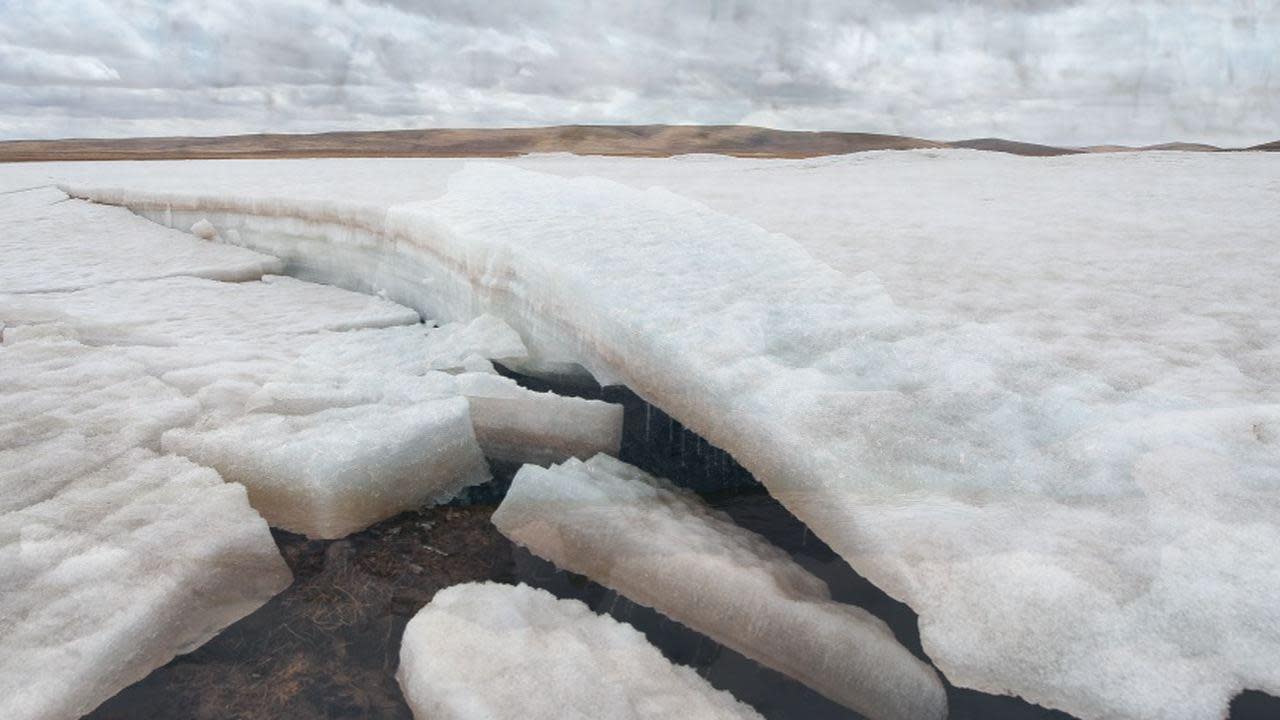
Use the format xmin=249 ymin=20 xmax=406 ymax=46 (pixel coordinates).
xmin=0 ymin=0 xmax=1274 ymax=146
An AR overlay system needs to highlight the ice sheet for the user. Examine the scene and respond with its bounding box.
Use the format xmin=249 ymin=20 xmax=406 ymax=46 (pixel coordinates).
xmin=493 ymin=454 xmax=946 ymax=720
xmin=0 ymin=187 xmax=280 ymax=293
xmin=397 ymin=582 xmax=763 ymax=720
xmin=9 ymin=151 xmax=1278 ymax=719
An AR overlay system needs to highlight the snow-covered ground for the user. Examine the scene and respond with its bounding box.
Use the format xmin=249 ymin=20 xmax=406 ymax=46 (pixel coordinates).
xmin=1 ymin=150 xmax=1277 ymax=720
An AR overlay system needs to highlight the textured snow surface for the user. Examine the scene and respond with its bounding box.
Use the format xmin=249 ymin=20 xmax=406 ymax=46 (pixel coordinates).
xmin=0 ymin=274 xmax=419 ymax=345
xmin=2 ymin=263 xmax=616 ymax=537
xmin=397 ymin=582 xmax=763 ymax=720
xmin=494 ymin=455 xmax=946 ymax=720
xmin=0 ymin=187 xmax=280 ymax=293
xmin=0 ymin=344 xmax=290 ymax=720
xmin=6 ymin=151 xmax=1278 ymax=719
xmin=0 ymin=280 xmax=512 ymax=539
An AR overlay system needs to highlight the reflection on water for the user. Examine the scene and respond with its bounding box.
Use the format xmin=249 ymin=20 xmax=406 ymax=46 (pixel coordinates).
xmin=87 ymin=381 xmax=1279 ymax=720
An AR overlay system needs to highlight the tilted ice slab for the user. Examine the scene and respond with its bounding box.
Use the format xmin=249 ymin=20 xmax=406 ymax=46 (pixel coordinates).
xmin=53 ymin=160 xmax=1280 ymax=718
xmin=454 ymin=372 xmax=623 ymax=465
xmin=0 ymin=187 xmax=280 ymax=293
xmin=397 ymin=582 xmax=763 ymax=720
xmin=0 ymin=332 xmax=290 ymax=720
xmin=494 ymin=454 xmax=946 ymax=720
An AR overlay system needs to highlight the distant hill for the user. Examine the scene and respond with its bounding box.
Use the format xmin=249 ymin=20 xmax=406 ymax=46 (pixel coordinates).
xmin=1247 ymin=140 xmax=1280 ymax=151
xmin=0 ymin=124 xmax=1273 ymax=162
xmin=0 ymin=125 xmax=941 ymax=162
xmin=948 ymin=138 xmax=1082 ymax=157
xmin=1082 ymin=142 xmax=1223 ymax=153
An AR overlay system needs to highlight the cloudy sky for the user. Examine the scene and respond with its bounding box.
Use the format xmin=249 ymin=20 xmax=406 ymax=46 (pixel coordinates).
xmin=0 ymin=0 xmax=1276 ymax=146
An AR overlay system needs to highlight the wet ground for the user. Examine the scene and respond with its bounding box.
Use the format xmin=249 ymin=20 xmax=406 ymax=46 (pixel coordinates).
xmin=88 ymin=380 xmax=1280 ymax=720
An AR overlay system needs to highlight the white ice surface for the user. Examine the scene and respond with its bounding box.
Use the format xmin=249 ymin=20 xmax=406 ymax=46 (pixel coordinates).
xmin=397 ymin=582 xmax=763 ymax=720
xmin=0 ymin=277 xmax=505 ymax=539
xmin=5 ymin=151 xmax=1278 ymax=719
xmin=0 ymin=332 xmax=290 ymax=720
xmin=455 ymin=373 xmax=623 ymax=465
xmin=2 ymin=266 xmax=614 ymax=536
xmin=0 ymin=187 xmax=280 ymax=293
xmin=163 ymin=390 xmax=488 ymax=538
xmin=0 ymin=274 xmax=420 ymax=346
xmin=494 ymin=454 xmax=946 ymax=720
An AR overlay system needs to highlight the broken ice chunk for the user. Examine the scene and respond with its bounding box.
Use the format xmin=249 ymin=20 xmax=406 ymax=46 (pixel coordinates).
xmin=0 ymin=189 xmax=280 ymax=293
xmin=492 ymin=455 xmax=947 ymax=720
xmin=397 ymin=582 xmax=763 ymax=720
xmin=0 ymin=448 xmax=290 ymax=720
xmin=454 ymin=372 xmax=623 ymax=464
xmin=190 ymin=217 xmax=217 ymax=239
xmin=162 ymin=393 xmax=489 ymax=539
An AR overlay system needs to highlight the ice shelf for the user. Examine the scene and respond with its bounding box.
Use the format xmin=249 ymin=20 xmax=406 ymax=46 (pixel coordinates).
xmin=493 ymin=454 xmax=947 ymax=720
xmin=12 ymin=152 xmax=1278 ymax=719
xmin=397 ymin=582 xmax=764 ymax=720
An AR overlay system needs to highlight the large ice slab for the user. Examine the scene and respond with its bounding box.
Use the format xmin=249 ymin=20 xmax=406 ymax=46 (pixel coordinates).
xmin=2 ymin=267 xmax=615 ymax=536
xmin=0 ymin=449 xmax=290 ymax=720
xmin=494 ymin=454 xmax=946 ymax=720
xmin=0 ymin=375 xmax=290 ymax=720
xmin=0 ymin=335 xmax=199 ymax=513
xmin=0 ymin=187 xmax=280 ymax=293
xmin=397 ymin=582 xmax=763 ymax=720
xmin=0 ymin=274 xmax=420 ymax=345
xmin=19 ymin=152 xmax=1280 ymax=718
xmin=163 ymin=387 xmax=489 ymax=539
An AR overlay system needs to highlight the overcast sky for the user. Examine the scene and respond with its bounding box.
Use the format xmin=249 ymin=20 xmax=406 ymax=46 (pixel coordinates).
xmin=0 ymin=0 xmax=1276 ymax=146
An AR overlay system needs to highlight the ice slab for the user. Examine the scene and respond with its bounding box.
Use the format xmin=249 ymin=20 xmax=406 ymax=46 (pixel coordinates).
xmin=0 ymin=187 xmax=280 ymax=293
xmin=494 ymin=454 xmax=946 ymax=720
xmin=24 ymin=153 xmax=1280 ymax=719
xmin=3 ymin=266 xmax=608 ymax=535
xmin=0 ymin=446 xmax=290 ymax=720
xmin=163 ymin=388 xmax=489 ymax=539
xmin=455 ymin=373 xmax=622 ymax=464
xmin=0 ymin=274 xmax=420 ymax=346
xmin=397 ymin=582 xmax=763 ymax=720
xmin=0 ymin=335 xmax=199 ymax=513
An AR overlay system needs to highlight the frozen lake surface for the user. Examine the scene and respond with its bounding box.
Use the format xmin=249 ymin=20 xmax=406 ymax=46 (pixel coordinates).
xmin=2 ymin=150 xmax=1278 ymax=720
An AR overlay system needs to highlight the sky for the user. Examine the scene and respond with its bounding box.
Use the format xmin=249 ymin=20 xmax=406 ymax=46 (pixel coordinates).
xmin=0 ymin=0 xmax=1276 ymax=146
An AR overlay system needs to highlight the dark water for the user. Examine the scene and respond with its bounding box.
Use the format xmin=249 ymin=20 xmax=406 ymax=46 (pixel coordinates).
xmin=88 ymin=378 xmax=1280 ymax=720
